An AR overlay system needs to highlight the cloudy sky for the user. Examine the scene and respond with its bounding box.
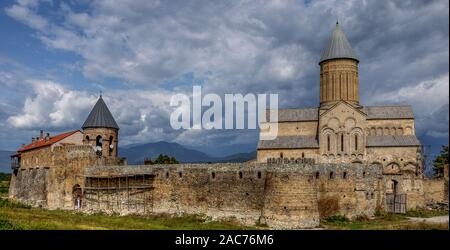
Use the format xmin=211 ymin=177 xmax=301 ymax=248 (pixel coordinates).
xmin=0 ymin=0 xmax=448 ymax=158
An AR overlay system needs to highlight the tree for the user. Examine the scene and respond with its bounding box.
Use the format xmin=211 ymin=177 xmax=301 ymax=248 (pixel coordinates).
xmin=154 ymin=154 xmax=179 ymax=164
xmin=433 ymin=145 xmax=449 ymax=177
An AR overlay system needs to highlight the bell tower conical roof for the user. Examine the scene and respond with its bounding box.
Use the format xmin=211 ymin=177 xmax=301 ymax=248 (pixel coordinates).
xmin=319 ymin=22 xmax=358 ymax=64
xmin=82 ymin=96 xmax=119 ymax=130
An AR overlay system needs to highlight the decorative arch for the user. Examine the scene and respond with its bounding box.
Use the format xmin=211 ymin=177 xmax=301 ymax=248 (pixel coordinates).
xmin=350 ymin=128 xmax=363 ymax=152
xmin=376 ymin=127 xmax=383 ymax=136
xmin=321 ymin=128 xmax=335 ymax=153
xmin=344 ymin=117 xmax=356 ymax=130
xmin=402 ymin=161 xmax=418 ymax=173
xmin=404 ymin=126 xmax=413 ymax=135
xmin=391 ymin=127 xmax=397 ymax=135
xmin=327 ymin=117 xmax=340 ymax=130
xmin=384 ymin=162 xmax=401 ymax=174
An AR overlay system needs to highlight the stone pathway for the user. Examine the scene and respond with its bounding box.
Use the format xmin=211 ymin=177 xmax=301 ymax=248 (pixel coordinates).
xmin=408 ymin=215 xmax=449 ymax=224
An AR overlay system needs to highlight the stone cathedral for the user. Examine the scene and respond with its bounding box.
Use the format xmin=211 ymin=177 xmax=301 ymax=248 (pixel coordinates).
xmin=257 ymin=22 xmax=423 ymax=176
xmin=9 ymin=23 xmax=447 ymax=229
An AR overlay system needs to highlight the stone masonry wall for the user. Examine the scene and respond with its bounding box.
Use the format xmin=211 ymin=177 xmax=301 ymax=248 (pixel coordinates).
xmin=82 ymin=163 xmax=381 ymax=229
xmin=9 ymin=144 xmax=124 ymax=209
xmin=423 ymin=178 xmax=446 ymax=204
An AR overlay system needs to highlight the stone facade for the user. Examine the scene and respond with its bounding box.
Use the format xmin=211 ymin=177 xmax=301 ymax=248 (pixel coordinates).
xmin=9 ymin=145 xmax=123 ymax=209
xmin=256 ymin=24 xmax=428 ymax=213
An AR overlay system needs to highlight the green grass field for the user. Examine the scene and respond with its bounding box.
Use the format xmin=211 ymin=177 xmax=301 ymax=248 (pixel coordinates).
xmin=0 ymin=181 xmax=9 ymax=197
xmin=0 ymin=173 xmax=11 ymax=197
xmin=0 ymin=198 xmax=257 ymax=230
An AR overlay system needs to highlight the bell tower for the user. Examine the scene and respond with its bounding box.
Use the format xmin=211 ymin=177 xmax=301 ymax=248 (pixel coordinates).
xmin=82 ymin=95 xmax=119 ymax=157
xmin=319 ymin=22 xmax=360 ymax=109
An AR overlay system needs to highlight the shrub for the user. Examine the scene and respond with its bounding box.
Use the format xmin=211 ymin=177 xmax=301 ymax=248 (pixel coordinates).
xmin=0 ymin=197 xmax=31 ymax=209
xmin=0 ymin=173 xmax=11 ymax=182
xmin=0 ymin=219 xmax=22 ymax=230
xmin=322 ymin=215 xmax=349 ymax=224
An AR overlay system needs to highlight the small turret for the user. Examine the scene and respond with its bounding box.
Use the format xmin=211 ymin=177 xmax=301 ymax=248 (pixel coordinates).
xmin=82 ymin=95 xmax=119 ymax=157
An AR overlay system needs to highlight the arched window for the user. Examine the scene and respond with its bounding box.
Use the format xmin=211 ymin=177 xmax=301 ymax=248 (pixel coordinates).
xmin=302 ymin=152 xmax=305 ymax=158
xmin=327 ymin=135 xmax=330 ymax=152
xmin=85 ymin=135 xmax=90 ymax=143
xmin=280 ymin=153 xmax=284 ymax=158
xmin=96 ymin=135 xmax=102 ymax=147
xmin=343 ymin=172 xmax=347 ymax=179
xmin=341 ymin=134 xmax=344 ymax=152
xmin=95 ymin=135 xmax=103 ymax=155
xmin=108 ymin=136 xmax=114 ymax=156
xmin=355 ymin=134 xmax=358 ymax=151
xmin=329 ymin=172 xmax=334 ymax=179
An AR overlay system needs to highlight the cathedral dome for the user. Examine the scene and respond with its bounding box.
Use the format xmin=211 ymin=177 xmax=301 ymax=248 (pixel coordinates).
xmin=319 ymin=22 xmax=358 ymax=64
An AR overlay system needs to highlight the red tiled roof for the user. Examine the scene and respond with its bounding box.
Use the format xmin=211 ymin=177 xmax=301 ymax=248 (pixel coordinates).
xmin=18 ymin=130 xmax=81 ymax=153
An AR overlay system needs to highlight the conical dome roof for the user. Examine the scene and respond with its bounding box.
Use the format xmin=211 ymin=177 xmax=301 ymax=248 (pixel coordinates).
xmin=82 ymin=96 xmax=119 ymax=130
xmin=319 ymin=22 xmax=358 ymax=64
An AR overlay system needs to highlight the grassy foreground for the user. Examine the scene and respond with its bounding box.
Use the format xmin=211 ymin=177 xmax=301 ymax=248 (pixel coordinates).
xmin=1 ymin=197 xmax=448 ymax=230
xmin=0 ymin=198 xmax=255 ymax=230
xmin=321 ymin=213 xmax=449 ymax=230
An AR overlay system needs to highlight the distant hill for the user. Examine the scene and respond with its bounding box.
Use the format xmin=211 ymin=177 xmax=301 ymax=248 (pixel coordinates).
xmin=0 ymin=151 xmax=14 ymax=173
xmin=120 ymin=141 xmax=255 ymax=164
xmin=214 ymin=152 xmax=257 ymax=163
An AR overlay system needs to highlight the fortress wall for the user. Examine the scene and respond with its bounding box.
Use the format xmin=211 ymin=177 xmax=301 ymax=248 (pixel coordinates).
xmin=83 ymin=163 xmax=380 ymax=228
xmin=9 ymin=167 xmax=48 ymax=207
xmin=10 ymin=154 xmax=388 ymax=229
xmin=83 ymin=164 xmax=270 ymax=225
xmin=423 ymin=177 xmax=446 ymax=204
xmin=261 ymin=168 xmax=319 ymax=228
xmin=9 ymin=145 xmax=124 ymax=209
xmin=314 ymin=164 xmax=383 ymax=218
xmin=152 ymin=165 xmax=267 ymax=224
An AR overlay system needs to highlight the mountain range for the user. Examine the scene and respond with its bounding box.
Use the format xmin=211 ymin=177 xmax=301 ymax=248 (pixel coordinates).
xmin=0 ymin=142 xmax=256 ymax=173
xmin=120 ymin=141 xmax=256 ymax=164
